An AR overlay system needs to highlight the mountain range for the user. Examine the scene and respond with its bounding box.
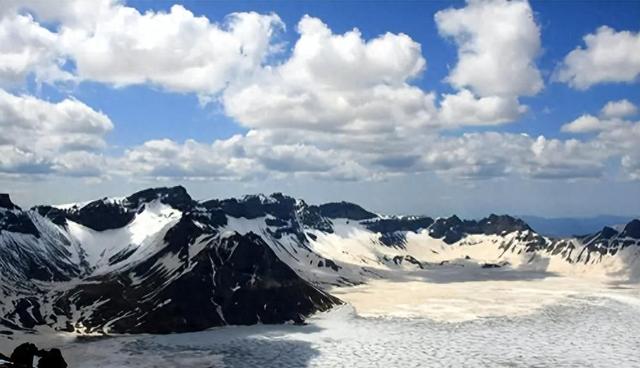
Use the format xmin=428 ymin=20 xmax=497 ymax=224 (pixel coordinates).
xmin=0 ymin=187 xmax=638 ymax=335
xmin=518 ymin=215 xmax=637 ymax=237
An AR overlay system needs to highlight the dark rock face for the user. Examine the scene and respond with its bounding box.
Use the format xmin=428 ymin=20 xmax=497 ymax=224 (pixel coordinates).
xmin=0 ymin=194 xmax=19 ymax=211
xmin=621 ymin=219 xmax=640 ymax=239
xmin=428 ymin=214 xmax=531 ymax=244
xmin=32 ymin=206 xmax=68 ymax=226
xmin=36 ymin=186 xmax=194 ymax=232
xmin=553 ymin=219 xmax=640 ymax=262
xmin=427 ymin=215 xmax=465 ymax=244
xmin=0 ymin=211 xmax=39 ymax=237
xmin=298 ymin=204 xmax=333 ymax=233
xmin=391 ymin=255 xmax=424 ymax=269
xmin=360 ymin=216 xmax=434 ymax=247
xmin=476 ymin=214 xmax=531 ymax=235
xmin=203 ymin=193 xmax=301 ymax=222
xmin=126 ymin=186 xmax=195 ymax=211
xmin=54 ymin=230 xmax=340 ymax=334
xmin=64 ymin=200 xmax=135 ymax=231
xmin=318 ymin=202 xmax=377 ymax=220
xmin=364 ymin=217 xmax=434 ymax=234
xmin=0 ymin=194 xmax=40 ymax=239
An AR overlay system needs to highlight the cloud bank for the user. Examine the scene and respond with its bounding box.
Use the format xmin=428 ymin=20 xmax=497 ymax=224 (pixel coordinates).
xmin=0 ymin=0 xmax=638 ymax=186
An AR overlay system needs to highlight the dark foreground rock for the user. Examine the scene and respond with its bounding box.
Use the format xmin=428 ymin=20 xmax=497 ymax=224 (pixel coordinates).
xmin=0 ymin=343 xmax=66 ymax=368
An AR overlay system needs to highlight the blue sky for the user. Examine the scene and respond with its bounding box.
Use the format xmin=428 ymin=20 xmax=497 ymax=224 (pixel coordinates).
xmin=69 ymin=0 xmax=640 ymax=143
xmin=1 ymin=0 xmax=639 ymax=217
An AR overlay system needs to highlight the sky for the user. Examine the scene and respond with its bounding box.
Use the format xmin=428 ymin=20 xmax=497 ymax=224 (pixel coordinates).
xmin=0 ymin=0 xmax=639 ymax=218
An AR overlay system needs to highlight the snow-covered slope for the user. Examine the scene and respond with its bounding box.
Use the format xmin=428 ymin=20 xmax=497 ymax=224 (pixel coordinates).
xmin=0 ymin=187 xmax=638 ymax=335
xmin=212 ymin=200 xmax=640 ymax=286
xmin=0 ymin=188 xmax=339 ymax=334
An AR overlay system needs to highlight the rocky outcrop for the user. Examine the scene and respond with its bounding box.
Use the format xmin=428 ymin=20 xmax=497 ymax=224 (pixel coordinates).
xmin=318 ymin=201 xmax=377 ymax=220
xmin=0 ymin=194 xmax=19 ymax=211
xmin=0 ymin=343 xmax=66 ymax=368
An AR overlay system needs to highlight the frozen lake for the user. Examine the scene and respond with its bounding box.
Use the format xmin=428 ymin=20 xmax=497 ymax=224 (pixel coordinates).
xmin=3 ymin=275 xmax=640 ymax=367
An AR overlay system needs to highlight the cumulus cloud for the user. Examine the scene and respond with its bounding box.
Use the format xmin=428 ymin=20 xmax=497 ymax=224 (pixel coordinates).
xmin=561 ymin=114 xmax=604 ymax=133
xmin=223 ymin=15 xmax=437 ymax=135
xmin=435 ymin=0 xmax=543 ymax=97
xmin=601 ymin=99 xmax=638 ymax=119
xmin=562 ymin=100 xmax=639 ymax=133
xmin=555 ymin=26 xmax=640 ymax=89
xmin=115 ymin=133 xmax=374 ymax=182
xmin=525 ymin=136 xmax=606 ymax=179
xmin=0 ymin=12 xmax=73 ymax=87
xmin=438 ymin=89 xmax=526 ymax=126
xmin=560 ymin=100 xmax=640 ymax=179
xmin=416 ymin=132 xmax=606 ymax=180
xmin=0 ymin=89 xmax=112 ymax=175
xmin=621 ymin=154 xmax=640 ymax=180
xmin=3 ymin=0 xmax=119 ymax=29
xmin=112 ymin=127 xmax=618 ymax=183
xmin=0 ymin=0 xmax=284 ymax=101
xmin=598 ymin=121 xmax=640 ymax=180
xmin=62 ymin=6 xmax=283 ymax=100
xmin=432 ymin=0 xmax=542 ymax=126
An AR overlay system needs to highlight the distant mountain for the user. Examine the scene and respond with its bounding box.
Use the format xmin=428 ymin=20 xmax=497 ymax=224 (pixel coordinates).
xmin=0 ymin=187 xmax=638 ymax=335
xmin=519 ymin=215 xmax=636 ymax=237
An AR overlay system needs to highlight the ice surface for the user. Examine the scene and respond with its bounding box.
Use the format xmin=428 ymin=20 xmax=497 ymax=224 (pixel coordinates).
xmin=2 ymin=275 xmax=638 ymax=368
xmin=330 ymin=269 xmax=625 ymax=321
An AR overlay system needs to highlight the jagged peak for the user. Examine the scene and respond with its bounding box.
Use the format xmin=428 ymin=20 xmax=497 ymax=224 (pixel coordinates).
xmin=620 ymin=219 xmax=640 ymax=239
xmin=126 ymin=186 xmax=193 ymax=209
xmin=317 ymin=201 xmax=377 ymax=220
xmin=479 ymin=214 xmax=531 ymax=231
xmin=448 ymin=214 xmax=463 ymax=223
xmin=0 ymin=193 xmax=20 ymax=211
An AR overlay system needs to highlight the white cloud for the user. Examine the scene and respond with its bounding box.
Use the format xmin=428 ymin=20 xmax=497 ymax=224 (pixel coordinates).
xmin=555 ymin=26 xmax=640 ymax=89
xmin=601 ymin=99 xmax=638 ymax=119
xmin=4 ymin=0 xmax=119 ymax=29
xmin=0 ymin=89 xmax=112 ymax=175
xmin=417 ymin=132 xmax=606 ymax=180
xmin=0 ymin=13 xmax=73 ymax=87
xmin=0 ymin=1 xmax=284 ymax=101
xmin=52 ymin=152 xmax=108 ymax=177
xmin=114 ymin=139 xmax=253 ymax=180
xmin=561 ymin=114 xmax=603 ymax=133
xmin=115 ymin=133 xmax=376 ymax=182
xmin=524 ymin=136 xmax=606 ymax=179
xmin=438 ymin=89 xmax=526 ymax=126
xmin=562 ymin=100 xmax=639 ymax=133
xmin=598 ymin=121 xmax=640 ymax=180
xmin=113 ymin=126 xmax=620 ymax=183
xmin=223 ymin=15 xmax=436 ymax=135
xmin=435 ymin=0 xmax=543 ymax=97
xmin=560 ymin=101 xmax=640 ymax=179
xmin=431 ymin=0 xmax=542 ymax=127
xmin=62 ymin=6 xmax=283 ymax=101
xmin=621 ymin=154 xmax=640 ymax=180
